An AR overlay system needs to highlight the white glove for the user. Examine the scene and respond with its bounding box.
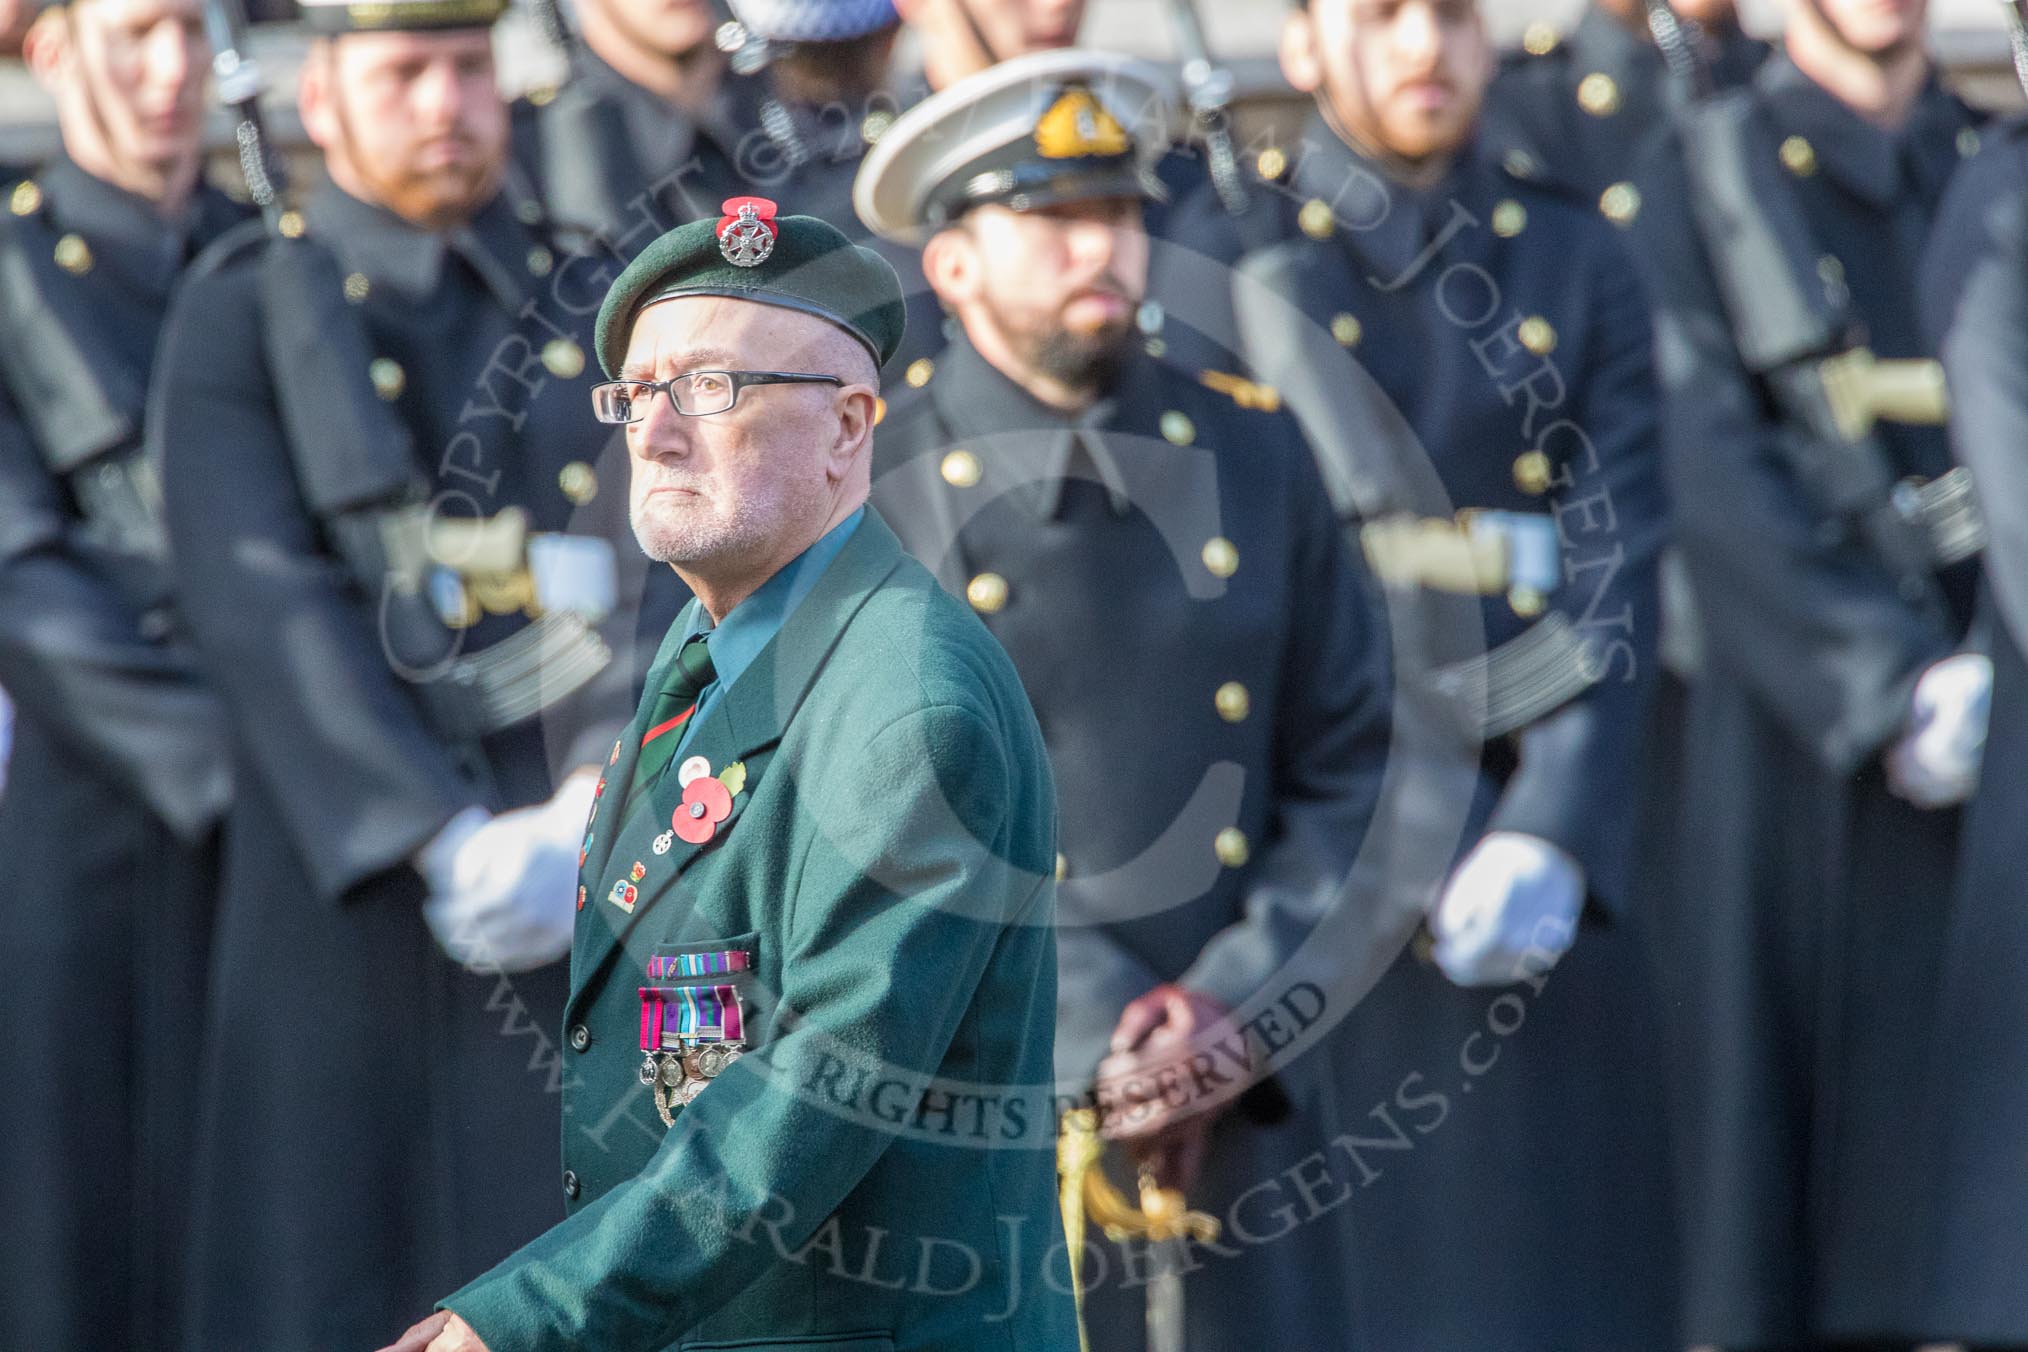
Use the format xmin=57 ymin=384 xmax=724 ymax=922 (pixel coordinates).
xmin=1432 ymin=831 xmax=1584 ymax=988
xmin=415 ymin=771 xmax=598 ymax=973
xmin=1886 ymin=652 xmax=1992 ymax=810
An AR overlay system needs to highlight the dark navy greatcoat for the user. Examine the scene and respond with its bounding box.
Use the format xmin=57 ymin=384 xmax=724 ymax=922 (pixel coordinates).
xmin=871 ymin=335 xmax=1410 ymax=1351
xmin=1157 ymin=118 xmax=1677 ymax=1352
xmin=1914 ymin=118 xmax=2028 ymax=1347
xmin=153 ymin=183 xmax=668 ymax=1352
xmin=0 ymin=155 xmax=243 ymax=1351
xmin=1631 ymin=56 xmax=1983 ymax=1346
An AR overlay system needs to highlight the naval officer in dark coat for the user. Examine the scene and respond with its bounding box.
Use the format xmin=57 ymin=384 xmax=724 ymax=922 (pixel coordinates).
xmin=1913 ymin=117 xmax=2028 ymax=1352
xmin=1629 ymin=0 xmax=1986 ymax=1343
xmin=0 ymin=0 xmax=244 ymax=1344
xmin=510 ymin=0 xmax=756 ymax=256
xmin=151 ymin=0 xmax=663 ymax=1344
xmin=857 ymin=48 xmax=1423 ymax=1352
xmin=1485 ymin=0 xmax=1765 ymax=210
xmin=1155 ymin=1 xmax=1678 ymax=1346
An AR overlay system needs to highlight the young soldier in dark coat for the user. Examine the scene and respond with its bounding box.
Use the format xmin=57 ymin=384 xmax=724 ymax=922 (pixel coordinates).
xmin=1912 ymin=120 xmax=2028 ymax=1352
xmin=0 ymin=0 xmax=243 ymax=1345
xmin=1156 ymin=2 xmax=1677 ymax=1347
xmin=510 ymin=0 xmax=755 ymax=255
xmin=1631 ymin=0 xmax=1986 ymax=1345
xmin=1485 ymin=0 xmax=1764 ymax=209
xmin=152 ymin=0 xmax=660 ymax=1345
xmin=857 ymin=49 xmax=1422 ymax=1352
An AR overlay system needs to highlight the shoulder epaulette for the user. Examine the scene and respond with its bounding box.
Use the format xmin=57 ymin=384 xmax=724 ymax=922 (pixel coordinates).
xmin=1199 ymin=368 xmax=1281 ymax=413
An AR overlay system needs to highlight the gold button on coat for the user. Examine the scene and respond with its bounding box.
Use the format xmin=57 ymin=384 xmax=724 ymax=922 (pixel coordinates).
xmin=559 ymin=461 xmax=597 ymax=504
xmin=1215 ymin=682 xmax=1250 ymax=723
xmin=1599 ymin=182 xmax=1641 ymax=226
xmin=966 ymin=572 xmax=1009 ymax=614
xmin=940 ymin=450 xmax=982 ymax=487
xmin=53 ymin=234 xmax=92 ymax=275
xmin=1577 ymin=72 xmax=1621 ymax=117
xmin=369 ymin=357 xmax=406 ymax=401
xmin=1201 ymin=537 xmax=1239 ymax=578
xmin=542 ymin=338 xmax=586 ymax=380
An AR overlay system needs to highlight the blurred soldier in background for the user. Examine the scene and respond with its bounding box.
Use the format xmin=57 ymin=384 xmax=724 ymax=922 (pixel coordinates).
xmin=511 ymin=0 xmax=755 ymax=251
xmin=1486 ymin=0 xmax=1764 ymax=205
xmin=861 ymin=49 xmax=1417 ymax=1352
xmin=151 ymin=0 xmax=660 ymax=1343
xmin=892 ymin=0 xmax=1085 ymax=89
xmin=727 ymin=0 xmax=902 ymax=234
xmin=1157 ymin=0 xmax=1677 ymax=1347
xmin=1630 ymin=0 xmax=1986 ymax=1345
xmin=0 ymin=0 xmax=242 ymax=1345
xmin=1484 ymin=0 xmax=1766 ymax=1204
xmin=1917 ymin=112 xmax=2028 ymax=1352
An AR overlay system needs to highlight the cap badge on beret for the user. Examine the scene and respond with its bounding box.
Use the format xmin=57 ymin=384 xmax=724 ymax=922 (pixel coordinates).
xmin=1036 ymin=87 xmax=1130 ymax=161
xmin=717 ymin=196 xmax=779 ymax=268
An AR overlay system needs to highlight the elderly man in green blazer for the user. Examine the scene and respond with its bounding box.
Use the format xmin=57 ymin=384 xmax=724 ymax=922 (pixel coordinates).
xmin=380 ymin=197 xmax=1075 ymax=1352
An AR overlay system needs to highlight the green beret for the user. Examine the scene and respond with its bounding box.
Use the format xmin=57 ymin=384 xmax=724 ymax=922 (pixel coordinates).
xmin=594 ymin=197 xmax=907 ymax=378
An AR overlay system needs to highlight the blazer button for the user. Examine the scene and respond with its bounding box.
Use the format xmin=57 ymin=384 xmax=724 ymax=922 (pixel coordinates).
xmin=562 ymin=1169 xmax=581 ymax=1200
xmin=568 ymin=1024 xmax=591 ymax=1052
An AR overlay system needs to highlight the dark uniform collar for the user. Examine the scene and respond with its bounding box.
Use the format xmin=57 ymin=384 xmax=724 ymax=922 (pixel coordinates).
xmin=1567 ymin=4 xmax=1657 ymax=97
xmin=1757 ymin=51 xmax=1970 ymax=209
xmin=1567 ymin=2 xmax=1761 ymax=94
xmin=305 ymin=178 xmax=536 ymax=311
xmin=568 ymin=41 xmax=755 ymax=167
xmin=932 ymin=331 xmax=1133 ymax=520
xmin=1286 ymin=111 xmax=1486 ymax=281
xmin=37 ymin=153 xmax=224 ymax=299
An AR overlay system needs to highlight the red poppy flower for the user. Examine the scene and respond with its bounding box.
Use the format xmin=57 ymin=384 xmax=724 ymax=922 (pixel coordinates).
xmin=674 ymin=774 xmax=733 ymax=844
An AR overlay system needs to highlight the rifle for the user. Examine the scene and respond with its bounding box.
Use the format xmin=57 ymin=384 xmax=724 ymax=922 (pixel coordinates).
xmin=199 ymin=0 xmax=610 ymax=764
xmin=1641 ymin=0 xmax=1712 ymax=102
xmin=1166 ymin=0 xmax=1246 ymax=215
xmin=2003 ymin=0 xmax=2028 ymax=100
xmin=709 ymin=0 xmax=771 ymax=75
xmin=1672 ymin=87 xmax=1974 ymax=624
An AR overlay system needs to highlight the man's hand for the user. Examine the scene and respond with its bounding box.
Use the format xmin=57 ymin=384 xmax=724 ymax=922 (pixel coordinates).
xmin=1431 ymin=831 xmax=1583 ymax=988
xmin=1887 ymin=652 xmax=1991 ymax=809
xmin=376 ymin=1310 xmax=491 ymax=1352
xmin=415 ymin=770 xmax=598 ymax=972
xmin=1094 ymin=985 xmax=1235 ymax=1193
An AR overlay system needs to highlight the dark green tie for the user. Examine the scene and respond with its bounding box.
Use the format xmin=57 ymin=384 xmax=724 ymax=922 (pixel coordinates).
xmin=633 ymin=632 xmax=716 ymax=793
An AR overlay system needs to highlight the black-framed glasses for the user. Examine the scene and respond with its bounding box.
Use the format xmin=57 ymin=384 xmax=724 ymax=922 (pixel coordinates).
xmin=589 ymin=370 xmax=844 ymax=424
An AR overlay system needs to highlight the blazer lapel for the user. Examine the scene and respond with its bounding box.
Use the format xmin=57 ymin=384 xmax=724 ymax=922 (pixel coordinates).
xmin=569 ymin=602 xmax=698 ymax=978
xmin=569 ymin=514 xmax=909 ymax=990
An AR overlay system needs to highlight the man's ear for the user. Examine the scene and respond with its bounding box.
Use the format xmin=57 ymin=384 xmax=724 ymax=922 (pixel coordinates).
xmin=22 ymin=6 xmax=73 ymax=93
xmin=298 ymin=39 xmax=337 ymax=151
xmin=827 ymin=384 xmax=879 ymax=482
xmin=1279 ymin=6 xmax=1323 ymax=95
xmin=920 ymin=225 xmax=980 ymax=311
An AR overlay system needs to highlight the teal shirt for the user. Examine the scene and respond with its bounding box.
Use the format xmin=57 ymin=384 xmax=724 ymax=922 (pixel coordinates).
xmin=672 ymin=506 xmax=864 ymax=760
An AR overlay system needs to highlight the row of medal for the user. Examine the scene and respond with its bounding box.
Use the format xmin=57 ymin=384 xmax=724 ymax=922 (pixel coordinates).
xmin=638 ymin=948 xmax=751 ymax=1126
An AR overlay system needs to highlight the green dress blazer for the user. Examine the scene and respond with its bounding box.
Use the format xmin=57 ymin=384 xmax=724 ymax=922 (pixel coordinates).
xmin=443 ymin=511 xmax=1076 ymax=1352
